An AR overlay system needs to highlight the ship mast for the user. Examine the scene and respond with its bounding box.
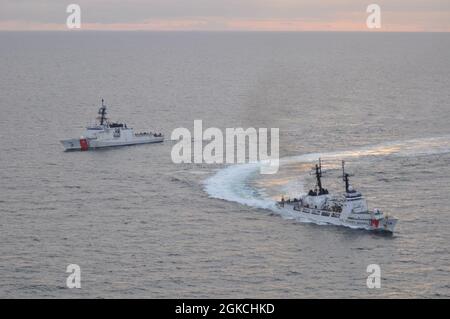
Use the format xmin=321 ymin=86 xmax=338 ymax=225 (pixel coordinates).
xmin=98 ymin=99 xmax=108 ymax=126
xmin=342 ymin=160 xmax=350 ymax=193
xmin=314 ymin=158 xmax=324 ymax=194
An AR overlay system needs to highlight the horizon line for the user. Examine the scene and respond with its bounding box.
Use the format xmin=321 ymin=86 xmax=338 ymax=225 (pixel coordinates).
xmin=1 ymin=29 xmax=449 ymax=33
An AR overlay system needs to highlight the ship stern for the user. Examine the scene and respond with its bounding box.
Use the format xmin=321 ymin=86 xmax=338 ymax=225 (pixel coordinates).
xmin=60 ymin=138 xmax=81 ymax=151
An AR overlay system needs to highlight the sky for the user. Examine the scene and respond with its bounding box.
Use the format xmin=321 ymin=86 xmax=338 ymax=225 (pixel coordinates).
xmin=0 ymin=0 xmax=449 ymax=31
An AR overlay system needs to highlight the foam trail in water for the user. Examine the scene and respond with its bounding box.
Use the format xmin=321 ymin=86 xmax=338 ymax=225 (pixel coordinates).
xmin=204 ymin=163 xmax=276 ymax=210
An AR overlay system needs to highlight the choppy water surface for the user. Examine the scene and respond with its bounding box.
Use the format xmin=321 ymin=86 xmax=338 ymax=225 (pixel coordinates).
xmin=0 ymin=32 xmax=449 ymax=298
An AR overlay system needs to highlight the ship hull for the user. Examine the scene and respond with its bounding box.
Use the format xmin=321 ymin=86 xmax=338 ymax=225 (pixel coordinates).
xmin=60 ymin=136 xmax=164 ymax=151
xmin=277 ymin=204 xmax=397 ymax=233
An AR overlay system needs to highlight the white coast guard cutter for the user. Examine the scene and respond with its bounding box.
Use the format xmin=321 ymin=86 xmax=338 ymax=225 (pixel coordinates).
xmin=277 ymin=159 xmax=398 ymax=233
xmin=60 ymin=99 xmax=164 ymax=151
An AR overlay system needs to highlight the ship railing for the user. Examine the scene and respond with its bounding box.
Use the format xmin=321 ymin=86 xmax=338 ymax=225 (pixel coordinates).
xmin=300 ymin=206 xmax=341 ymax=218
xmin=135 ymin=132 xmax=163 ymax=137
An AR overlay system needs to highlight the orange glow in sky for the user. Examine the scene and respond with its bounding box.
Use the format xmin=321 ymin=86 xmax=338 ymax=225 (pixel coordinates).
xmin=0 ymin=1 xmax=449 ymax=32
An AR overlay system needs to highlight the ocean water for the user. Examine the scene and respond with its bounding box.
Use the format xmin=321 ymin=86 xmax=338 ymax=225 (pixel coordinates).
xmin=0 ymin=31 xmax=449 ymax=298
